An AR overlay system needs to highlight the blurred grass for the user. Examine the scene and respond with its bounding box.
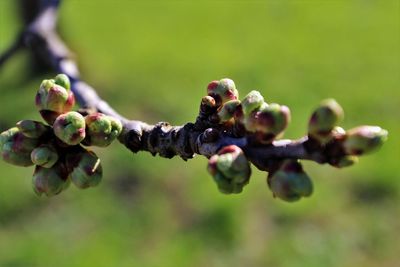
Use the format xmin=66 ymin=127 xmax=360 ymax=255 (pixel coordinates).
xmin=0 ymin=1 xmax=399 ymax=267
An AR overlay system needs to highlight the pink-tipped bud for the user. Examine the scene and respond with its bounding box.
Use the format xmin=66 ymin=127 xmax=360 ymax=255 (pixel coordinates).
xmin=0 ymin=127 xmax=38 ymax=166
xmin=83 ymin=113 xmax=122 ymax=147
xmin=53 ymin=111 xmax=86 ymax=145
xmin=207 ymin=145 xmax=251 ymax=194
xmin=207 ymin=78 xmax=239 ymax=105
xmin=35 ymin=78 xmax=75 ymax=124
xmin=343 ymin=126 xmax=388 ymax=155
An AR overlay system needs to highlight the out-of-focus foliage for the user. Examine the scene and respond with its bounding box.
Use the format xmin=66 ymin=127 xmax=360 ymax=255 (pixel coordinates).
xmin=0 ymin=1 xmax=399 ymax=267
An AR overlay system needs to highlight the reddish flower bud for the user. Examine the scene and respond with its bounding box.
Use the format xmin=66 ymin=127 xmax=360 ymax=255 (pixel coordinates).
xmin=53 ymin=111 xmax=86 ymax=145
xmin=0 ymin=127 xmax=38 ymax=166
xmin=35 ymin=78 xmax=75 ymax=124
xmin=207 ymin=78 xmax=239 ymax=105
xmin=268 ymin=160 xmax=313 ymax=202
xmin=83 ymin=113 xmax=122 ymax=147
xmin=207 ymin=145 xmax=251 ymax=194
xmin=244 ymin=103 xmax=291 ymax=143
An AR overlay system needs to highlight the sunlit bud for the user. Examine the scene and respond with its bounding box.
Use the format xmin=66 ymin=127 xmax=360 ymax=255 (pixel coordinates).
xmin=83 ymin=113 xmax=122 ymax=147
xmin=54 ymin=74 xmax=71 ymax=90
xmin=53 ymin=111 xmax=86 ymax=145
xmin=207 ymin=145 xmax=251 ymax=194
xmin=308 ymin=99 xmax=344 ymax=137
xmin=217 ymin=100 xmax=241 ymax=122
xmin=343 ymin=126 xmax=388 ymax=155
xmin=241 ymin=90 xmax=264 ymax=115
xmin=207 ymin=78 xmax=239 ymax=105
xmin=35 ymin=78 xmax=75 ymax=124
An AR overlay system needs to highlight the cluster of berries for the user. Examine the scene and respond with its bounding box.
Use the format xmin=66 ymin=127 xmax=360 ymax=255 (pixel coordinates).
xmin=205 ymin=78 xmax=387 ymax=201
xmin=0 ymin=75 xmax=122 ymax=197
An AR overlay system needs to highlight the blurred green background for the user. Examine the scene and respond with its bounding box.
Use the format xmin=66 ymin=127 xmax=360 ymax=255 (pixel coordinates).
xmin=0 ymin=1 xmax=399 ymax=267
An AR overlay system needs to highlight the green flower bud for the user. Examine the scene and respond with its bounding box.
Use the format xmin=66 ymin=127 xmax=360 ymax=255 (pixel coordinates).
xmin=207 ymin=78 xmax=239 ymax=105
xmin=217 ymin=100 xmax=241 ymax=122
xmin=241 ymin=90 xmax=264 ymax=115
xmin=54 ymin=74 xmax=71 ymax=90
xmin=308 ymin=99 xmax=344 ymax=139
xmin=35 ymin=78 xmax=75 ymax=124
xmin=343 ymin=126 xmax=388 ymax=155
xmin=16 ymin=120 xmax=49 ymax=138
xmin=53 ymin=111 xmax=86 ymax=145
xmin=207 ymin=145 xmax=251 ymax=194
xmin=66 ymin=149 xmax=102 ymax=189
xmin=31 ymin=144 xmax=59 ymax=168
xmin=32 ymin=163 xmax=69 ymax=197
xmin=330 ymin=155 xmax=359 ymax=168
xmin=244 ymin=103 xmax=291 ymax=142
xmin=0 ymin=127 xmax=38 ymax=166
xmin=268 ymin=160 xmax=313 ymax=202
xmin=82 ymin=113 xmax=123 ymax=147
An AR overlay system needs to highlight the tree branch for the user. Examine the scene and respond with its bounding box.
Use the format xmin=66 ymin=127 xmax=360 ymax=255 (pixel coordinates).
xmin=1 ymin=0 xmax=333 ymax=174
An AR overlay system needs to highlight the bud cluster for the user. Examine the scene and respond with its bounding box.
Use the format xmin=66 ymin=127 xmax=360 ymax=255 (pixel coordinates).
xmin=207 ymin=145 xmax=251 ymax=194
xmin=307 ymin=99 xmax=388 ymax=168
xmin=202 ymin=79 xmax=291 ymax=144
xmin=0 ymin=74 xmax=123 ymax=197
xmin=203 ymin=78 xmax=387 ymax=201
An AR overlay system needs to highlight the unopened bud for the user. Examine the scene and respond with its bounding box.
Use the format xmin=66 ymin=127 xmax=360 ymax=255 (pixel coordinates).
xmin=16 ymin=120 xmax=49 ymax=138
xmin=0 ymin=127 xmax=38 ymax=166
xmin=244 ymin=103 xmax=291 ymax=141
xmin=217 ymin=100 xmax=241 ymax=122
xmin=83 ymin=113 xmax=122 ymax=147
xmin=241 ymin=90 xmax=264 ymax=115
xmin=32 ymin=163 xmax=69 ymax=197
xmin=308 ymin=99 xmax=344 ymax=139
xmin=330 ymin=155 xmax=359 ymax=168
xmin=207 ymin=78 xmax=239 ymax=105
xmin=268 ymin=160 xmax=313 ymax=202
xmin=31 ymin=144 xmax=59 ymax=168
xmin=54 ymin=74 xmax=71 ymax=90
xmin=343 ymin=126 xmax=388 ymax=155
xmin=207 ymin=145 xmax=251 ymax=194
xmin=35 ymin=78 xmax=75 ymax=124
xmin=53 ymin=111 xmax=86 ymax=145
xmin=66 ymin=149 xmax=102 ymax=189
